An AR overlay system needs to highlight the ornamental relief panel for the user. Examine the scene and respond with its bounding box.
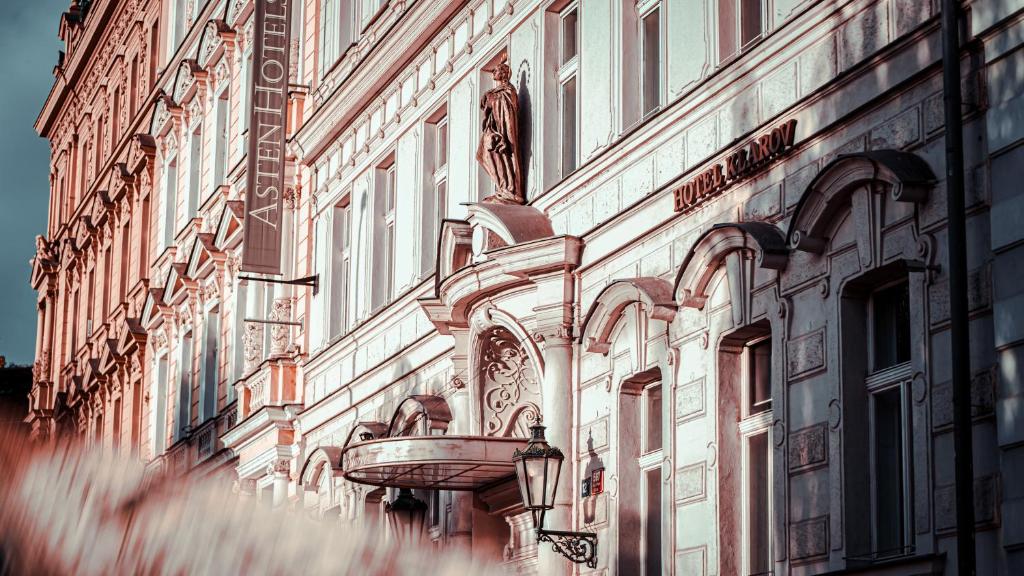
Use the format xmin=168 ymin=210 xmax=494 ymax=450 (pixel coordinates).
xmin=478 ymin=326 xmax=541 ymax=437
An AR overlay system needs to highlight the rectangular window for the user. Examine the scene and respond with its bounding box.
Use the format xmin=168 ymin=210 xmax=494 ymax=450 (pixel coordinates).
xmin=637 ymin=379 xmax=663 ymax=575
xmin=188 ymin=126 xmax=202 ymax=219
xmin=239 ymin=52 xmax=253 ymax=158
xmin=872 ymin=282 xmax=911 ymax=371
xmin=113 ymin=397 xmax=122 ymax=451
xmin=748 ymin=338 xmax=772 ymax=415
xmin=872 ymin=386 xmax=910 ymax=556
xmin=558 ymin=4 xmax=579 ymax=178
xmin=163 ymin=155 xmax=178 ymax=248
xmin=643 ymin=467 xmax=662 ymax=575
xmin=560 ymin=76 xmax=577 ymax=176
xmin=747 ymin=431 xmax=771 ymax=573
xmin=740 ymin=333 xmax=773 ymax=574
xmin=319 ymin=0 xmax=354 ymax=79
xmin=561 ymin=8 xmax=578 ymax=64
xmin=385 ymin=164 xmax=396 ymax=299
xmin=641 ymin=7 xmax=662 ymax=116
xmin=200 ymin=307 xmax=220 ymax=422
xmin=421 ymin=113 xmax=448 ymax=276
xmin=154 ymin=356 xmax=169 ymax=454
xmin=718 ymin=0 xmax=763 ymax=64
xmin=213 ymin=90 xmax=229 ymax=189
xmin=643 ymin=383 xmax=662 ymax=453
xmin=171 ymin=0 xmax=187 ymax=57
xmin=865 ymin=278 xmax=914 ymax=558
xmin=112 ymin=88 xmax=121 ymax=142
xmin=329 ymin=202 xmax=350 ymax=338
xmin=175 ymin=332 xmax=193 ymax=441
xmin=370 ymin=158 xmax=394 ymax=312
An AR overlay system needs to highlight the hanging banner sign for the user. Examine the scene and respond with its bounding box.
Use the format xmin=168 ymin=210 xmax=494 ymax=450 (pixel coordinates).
xmin=673 ymin=119 xmax=798 ymax=213
xmin=242 ymin=0 xmax=291 ymax=274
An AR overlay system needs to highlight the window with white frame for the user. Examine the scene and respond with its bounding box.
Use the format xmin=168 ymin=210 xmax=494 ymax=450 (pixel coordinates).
xmin=866 ymin=280 xmax=913 ymax=557
xmin=170 ymin=0 xmax=188 ymax=58
xmin=741 ymin=336 xmax=772 ymax=575
xmin=153 ymin=355 xmax=169 ymax=453
xmin=371 ymin=157 xmax=396 ymax=311
xmin=161 ymin=152 xmax=178 ymax=250
xmin=199 ymin=305 xmax=220 ymax=422
xmin=112 ymin=396 xmax=122 ymax=451
xmin=420 ymin=110 xmax=448 ymax=277
xmin=319 ymin=0 xmax=354 ymax=78
xmin=639 ymin=380 xmax=663 ymax=576
xmin=558 ymin=3 xmax=579 ymax=178
xmin=175 ymin=330 xmax=193 ymax=441
xmin=717 ymin=0 xmax=764 ymax=65
xmin=211 ymin=88 xmax=229 ymax=191
xmin=639 ymin=1 xmax=663 ymax=117
xmin=360 ymin=0 xmax=385 ymax=29
xmin=187 ymin=124 xmax=202 ymax=220
xmin=329 ymin=199 xmax=351 ymax=339
xmin=238 ymin=51 xmax=253 ymax=158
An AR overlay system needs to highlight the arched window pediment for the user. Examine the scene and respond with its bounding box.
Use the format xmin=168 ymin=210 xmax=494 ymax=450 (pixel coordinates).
xmin=787 ymin=150 xmax=935 ymax=253
xmin=674 ymin=222 xmax=788 ymax=309
xmin=580 ymin=277 xmax=677 ymax=354
xmin=299 ymin=446 xmax=344 ymax=488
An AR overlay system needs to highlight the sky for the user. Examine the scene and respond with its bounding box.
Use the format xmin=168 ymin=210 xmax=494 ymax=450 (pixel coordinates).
xmin=0 ymin=0 xmax=67 ymax=365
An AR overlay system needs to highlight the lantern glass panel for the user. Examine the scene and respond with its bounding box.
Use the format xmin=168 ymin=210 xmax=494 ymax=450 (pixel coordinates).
xmin=526 ymin=457 xmax=549 ymax=507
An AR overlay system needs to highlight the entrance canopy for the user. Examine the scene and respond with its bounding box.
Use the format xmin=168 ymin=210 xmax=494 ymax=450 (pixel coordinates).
xmin=341 ymin=435 xmax=527 ymax=491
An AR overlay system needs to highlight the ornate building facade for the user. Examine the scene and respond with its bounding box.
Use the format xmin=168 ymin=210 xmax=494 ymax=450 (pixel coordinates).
xmin=30 ymin=0 xmax=1024 ymax=574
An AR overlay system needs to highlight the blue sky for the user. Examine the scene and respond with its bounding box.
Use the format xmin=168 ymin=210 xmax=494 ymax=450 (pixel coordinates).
xmin=0 ymin=1 xmax=67 ymax=365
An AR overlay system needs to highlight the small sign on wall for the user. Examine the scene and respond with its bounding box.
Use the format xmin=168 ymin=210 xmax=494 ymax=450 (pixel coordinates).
xmin=582 ymin=468 xmax=605 ymax=498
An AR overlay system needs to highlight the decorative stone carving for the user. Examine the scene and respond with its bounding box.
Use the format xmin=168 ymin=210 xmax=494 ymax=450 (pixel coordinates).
xmin=675 ymin=377 xmax=705 ymax=423
xmin=676 ymin=463 xmax=706 ymax=503
xmin=789 ymin=516 xmax=829 ymax=560
xmin=35 ymin=235 xmax=59 ymax=263
xmin=786 ymin=328 xmax=825 ymax=380
xmin=269 ymin=297 xmax=292 ymax=355
xmin=32 ymin=351 xmax=51 ymax=384
xmin=788 ymin=423 xmax=828 ymax=471
xmin=243 ymin=322 xmax=264 ymax=371
xmin=476 ymin=57 xmax=524 ymax=204
xmin=479 ymin=326 xmax=541 ymax=436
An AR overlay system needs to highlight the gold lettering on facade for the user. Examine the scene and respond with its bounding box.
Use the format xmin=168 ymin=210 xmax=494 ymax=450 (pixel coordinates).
xmin=673 ymin=119 xmax=797 ymax=213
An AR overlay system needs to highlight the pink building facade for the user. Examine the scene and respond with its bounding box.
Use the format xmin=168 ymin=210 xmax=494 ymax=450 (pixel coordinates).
xmin=30 ymin=0 xmax=1024 ymax=574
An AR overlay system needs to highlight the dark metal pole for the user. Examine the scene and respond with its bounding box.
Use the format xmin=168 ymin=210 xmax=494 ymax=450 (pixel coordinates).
xmin=941 ymin=0 xmax=975 ymax=573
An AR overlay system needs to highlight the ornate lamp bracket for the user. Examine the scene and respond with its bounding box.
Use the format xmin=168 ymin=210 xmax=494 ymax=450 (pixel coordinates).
xmin=536 ymin=528 xmax=598 ymax=569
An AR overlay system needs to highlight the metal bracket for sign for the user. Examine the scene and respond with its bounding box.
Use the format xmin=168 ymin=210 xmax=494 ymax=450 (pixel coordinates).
xmin=536 ymin=528 xmax=598 ymax=569
xmin=237 ymin=274 xmax=319 ymax=295
xmin=243 ymin=317 xmax=304 ymax=327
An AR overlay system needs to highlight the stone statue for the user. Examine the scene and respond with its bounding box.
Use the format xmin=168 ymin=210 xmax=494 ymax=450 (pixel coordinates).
xmin=476 ymin=58 xmax=524 ymax=204
xmin=35 ymin=235 xmax=58 ymax=263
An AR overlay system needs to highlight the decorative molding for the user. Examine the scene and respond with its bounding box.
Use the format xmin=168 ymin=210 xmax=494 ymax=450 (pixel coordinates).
xmin=788 ymin=423 xmax=828 ymax=472
xmin=786 ymin=328 xmax=826 ymax=381
xmin=675 ymin=463 xmax=706 ymax=503
xmin=479 ymin=326 xmax=541 ymax=437
xmin=675 ymin=377 xmax=705 ymax=423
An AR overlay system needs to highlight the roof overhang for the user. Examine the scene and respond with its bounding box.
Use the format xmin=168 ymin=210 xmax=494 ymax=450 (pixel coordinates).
xmin=341 ymin=435 xmax=527 ymax=491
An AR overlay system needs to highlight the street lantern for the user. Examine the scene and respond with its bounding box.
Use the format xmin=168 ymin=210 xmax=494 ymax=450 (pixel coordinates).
xmin=385 ymin=488 xmax=427 ymax=545
xmin=512 ymin=421 xmax=598 ymax=569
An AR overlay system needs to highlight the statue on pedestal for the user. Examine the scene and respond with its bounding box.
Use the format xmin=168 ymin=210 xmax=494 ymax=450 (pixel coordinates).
xmin=476 ymin=58 xmax=524 ymax=204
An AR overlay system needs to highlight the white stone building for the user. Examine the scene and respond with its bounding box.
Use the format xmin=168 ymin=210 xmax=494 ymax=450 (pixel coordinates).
xmin=32 ymin=0 xmax=1024 ymax=574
